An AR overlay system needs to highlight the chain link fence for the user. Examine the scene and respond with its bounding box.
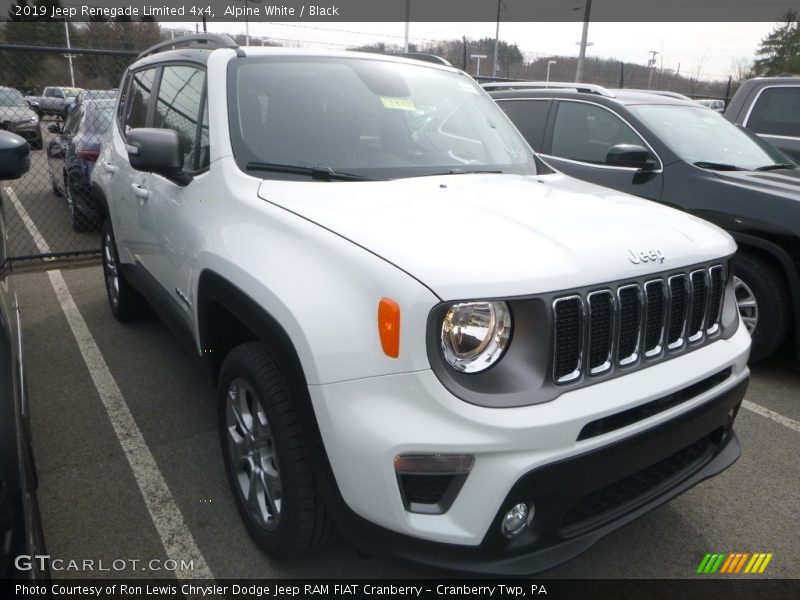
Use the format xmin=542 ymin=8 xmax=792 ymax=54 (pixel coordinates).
xmin=0 ymin=44 xmax=137 ymax=266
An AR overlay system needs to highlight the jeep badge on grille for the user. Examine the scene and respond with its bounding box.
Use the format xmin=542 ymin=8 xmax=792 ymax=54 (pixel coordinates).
xmin=628 ymin=248 xmax=665 ymax=264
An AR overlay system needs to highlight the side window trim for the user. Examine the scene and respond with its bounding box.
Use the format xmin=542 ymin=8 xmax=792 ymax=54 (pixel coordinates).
xmin=541 ymin=99 xmax=663 ymax=172
xmin=194 ymin=82 xmax=208 ymax=173
xmin=742 ymin=84 xmax=800 ymax=141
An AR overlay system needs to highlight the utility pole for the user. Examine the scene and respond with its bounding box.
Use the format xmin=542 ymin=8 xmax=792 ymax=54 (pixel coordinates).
xmin=546 ymin=60 xmax=557 ymax=82
xmin=647 ymin=50 xmax=659 ymax=89
xmin=63 ymin=20 xmax=75 ymax=88
xmin=404 ymin=0 xmax=410 ymax=53
xmin=575 ymin=0 xmax=592 ymax=82
xmin=492 ymin=0 xmax=502 ymax=78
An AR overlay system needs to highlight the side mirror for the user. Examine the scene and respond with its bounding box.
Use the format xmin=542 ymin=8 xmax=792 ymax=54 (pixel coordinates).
xmin=126 ymin=128 xmax=184 ymax=177
xmin=47 ymin=122 xmax=62 ymax=134
xmin=606 ymin=144 xmax=657 ymax=170
xmin=0 ymin=131 xmax=32 ymax=180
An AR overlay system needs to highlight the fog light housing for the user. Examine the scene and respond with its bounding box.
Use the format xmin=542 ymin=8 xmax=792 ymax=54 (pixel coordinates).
xmin=501 ymin=502 xmax=534 ymax=538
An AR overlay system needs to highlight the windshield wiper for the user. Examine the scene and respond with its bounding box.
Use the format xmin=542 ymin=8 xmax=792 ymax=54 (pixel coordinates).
xmin=245 ymin=162 xmax=372 ymax=181
xmin=422 ymin=168 xmax=505 ymax=176
xmin=755 ymin=163 xmax=796 ymax=171
xmin=692 ymin=161 xmax=745 ymax=171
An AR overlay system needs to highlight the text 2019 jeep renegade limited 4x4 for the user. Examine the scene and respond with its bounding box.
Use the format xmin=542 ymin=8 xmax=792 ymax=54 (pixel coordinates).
xmin=91 ymin=35 xmax=751 ymax=575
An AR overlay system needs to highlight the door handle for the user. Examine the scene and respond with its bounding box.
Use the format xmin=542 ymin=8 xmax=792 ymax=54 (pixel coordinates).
xmin=102 ymin=160 xmax=117 ymax=174
xmin=131 ymin=183 xmax=149 ymax=201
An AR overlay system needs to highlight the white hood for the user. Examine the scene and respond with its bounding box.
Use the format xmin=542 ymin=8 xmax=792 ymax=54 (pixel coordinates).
xmin=257 ymin=172 xmax=735 ymax=300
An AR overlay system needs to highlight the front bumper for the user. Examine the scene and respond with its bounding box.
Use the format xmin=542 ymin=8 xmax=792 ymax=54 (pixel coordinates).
xmin=310 ymin=323 xmax=750 ymax=573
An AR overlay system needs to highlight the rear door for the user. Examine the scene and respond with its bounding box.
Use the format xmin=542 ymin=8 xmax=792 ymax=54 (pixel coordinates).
xmin=540 ymin=99 xmax=664 ymax=201
xmin=743 ymin=85 xmax=800 ymax=161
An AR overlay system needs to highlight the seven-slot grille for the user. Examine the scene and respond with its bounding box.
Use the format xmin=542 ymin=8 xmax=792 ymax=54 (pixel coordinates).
xmin=552 ymin=264 xmax=726 ymax=384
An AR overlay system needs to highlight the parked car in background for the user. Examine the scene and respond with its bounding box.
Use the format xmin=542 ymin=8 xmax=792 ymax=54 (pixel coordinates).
xmin=0 ymin=131 xmax=48 ymax=581
xmin=74 ymin=89 xmax=117 ymax=104
xmin=0 ymin=86 xmax=42 ymax=149
xmin=697 ymin=98 xmax=726 ymax=112
xmin=68 ymin=89 xmax=118 ymax=113
xmin=90 ymin=35 xmax=751 ymax=574
xmin=489 ymin=82 xmax=800 ymax=363
xmin=47 ymin=98 xmax=114 ymax=231
xmin=725 ymin=76 xmax=800 ymax=161
xmin=34 ymin=86 xmax=81 ymax=120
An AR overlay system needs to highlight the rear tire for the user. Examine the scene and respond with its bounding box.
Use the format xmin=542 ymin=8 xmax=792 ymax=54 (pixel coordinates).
xmin=732 ymin=251 xmax=791 ymax=362
xmin=65 ymin=173 xmax=89 ymax=232
xmin=101 ymin=219 xmax=147 ymax=321
xmin=218 ymin=343 xmax=335 ymax=558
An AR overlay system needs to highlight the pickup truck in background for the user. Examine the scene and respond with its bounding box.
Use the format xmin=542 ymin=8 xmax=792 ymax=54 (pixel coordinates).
xmin=32 ymin=86 xmax=81 ymax=119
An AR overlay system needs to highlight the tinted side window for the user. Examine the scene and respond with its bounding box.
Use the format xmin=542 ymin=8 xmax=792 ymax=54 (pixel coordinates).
xmin=551 ymin=101 xmax=643 ymax=164
xmin=125 ymin=68 xmax=156 ymax=132
xmin=497 ymin=99 xmax=552 ymax=151
xmin=44 ymin=88 xmax=55 ymax=97
xmin=154 ymin=65 xmax=205 ymax=172
xmin=747 ymin=86 xmax=800 ymax=138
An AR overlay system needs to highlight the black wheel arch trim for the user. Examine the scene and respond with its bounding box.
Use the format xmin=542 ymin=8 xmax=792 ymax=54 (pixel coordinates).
xmin=731 ymin=232 xmax=800 ymax=361
xmin=90 ymin=181 xmax=110 ymax=222
xmin=195 ymin=270 xmax=348 ymax=515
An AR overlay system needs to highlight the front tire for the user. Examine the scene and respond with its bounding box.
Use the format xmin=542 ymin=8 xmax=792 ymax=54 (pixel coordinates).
xmin=218 ymin=343 xmax=334 ymax=558
xmin=101 ymin=219 xmax=147 ymax=321
xmin=732 ymin=252 xmax=790 ymax=362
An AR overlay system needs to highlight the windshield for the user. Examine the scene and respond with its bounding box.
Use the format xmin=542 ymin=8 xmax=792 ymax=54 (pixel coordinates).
xmin=629 ymin=104 xmax=792 ymax=170
xmin=63 ymin=88 xmax=80 ymax=98
xmin=228 ymin=56 xmax=536 ymax=180
xmin=0 ymin=88 xmax=25 ymax=107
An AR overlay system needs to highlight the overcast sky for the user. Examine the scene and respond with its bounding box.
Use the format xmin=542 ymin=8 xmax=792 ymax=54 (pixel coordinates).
xmin=172 ymin=21 xmax=776 ymax=80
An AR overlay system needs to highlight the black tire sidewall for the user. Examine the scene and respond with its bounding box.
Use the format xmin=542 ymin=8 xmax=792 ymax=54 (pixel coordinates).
xmin=733 ymin=254 xmax=790 ymax=362
xmin=217 ymin=344 xmax=315 ymax=558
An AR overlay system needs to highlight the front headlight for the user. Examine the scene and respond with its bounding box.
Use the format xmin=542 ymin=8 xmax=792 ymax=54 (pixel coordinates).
xmin=440 ymin=301 xmax=512 ymax=373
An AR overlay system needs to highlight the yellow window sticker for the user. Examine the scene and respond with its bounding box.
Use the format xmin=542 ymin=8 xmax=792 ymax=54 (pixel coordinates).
xmin=381 ymin=97 xmax=416 ymax=111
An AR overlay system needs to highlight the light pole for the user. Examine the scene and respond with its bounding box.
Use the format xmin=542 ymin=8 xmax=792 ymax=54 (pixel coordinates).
xmin=546 ymin=60 xmax=557 ymax=82
xmin=575 ymin=0 xmax=593 ymax=82
xmin=471 ymin=54 xmax=488 ymax=77
xmin=235 ymin=0 xmax=262 ymax=45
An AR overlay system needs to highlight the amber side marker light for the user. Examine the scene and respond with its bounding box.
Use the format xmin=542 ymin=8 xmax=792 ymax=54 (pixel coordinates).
xmin=378 ymin=298 xmax=401 ymax=358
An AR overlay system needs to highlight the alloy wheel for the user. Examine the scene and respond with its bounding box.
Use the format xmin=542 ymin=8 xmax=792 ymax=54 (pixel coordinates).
xmin=733 ymin=275 xmax=758 ymax=334
xmin=225 ymin=378 xmax=282 ymax=530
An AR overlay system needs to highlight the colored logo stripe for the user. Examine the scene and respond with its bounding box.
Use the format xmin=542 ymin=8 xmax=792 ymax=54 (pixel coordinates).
xmin=698 ymin=552 xmax=773 ymax=574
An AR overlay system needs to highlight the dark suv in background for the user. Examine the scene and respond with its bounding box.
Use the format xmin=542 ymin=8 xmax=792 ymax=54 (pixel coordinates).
xmin=725 ymin=76 xmax=800 ymax=161
xmin=488 ymin=82 xmax=800 ymax=363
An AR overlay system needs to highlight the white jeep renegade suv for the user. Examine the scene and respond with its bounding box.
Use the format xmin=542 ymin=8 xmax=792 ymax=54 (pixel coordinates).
xmin=91 ymin=34 xmax=751 ymax=574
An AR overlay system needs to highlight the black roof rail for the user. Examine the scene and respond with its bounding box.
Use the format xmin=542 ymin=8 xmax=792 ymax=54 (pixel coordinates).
xmin=137 ymin=34 xmax=243 ymax=59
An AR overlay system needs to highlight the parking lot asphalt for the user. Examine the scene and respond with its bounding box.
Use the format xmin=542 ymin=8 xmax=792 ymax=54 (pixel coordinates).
xmin=14 ymin=263 xmax=800 ymax=580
